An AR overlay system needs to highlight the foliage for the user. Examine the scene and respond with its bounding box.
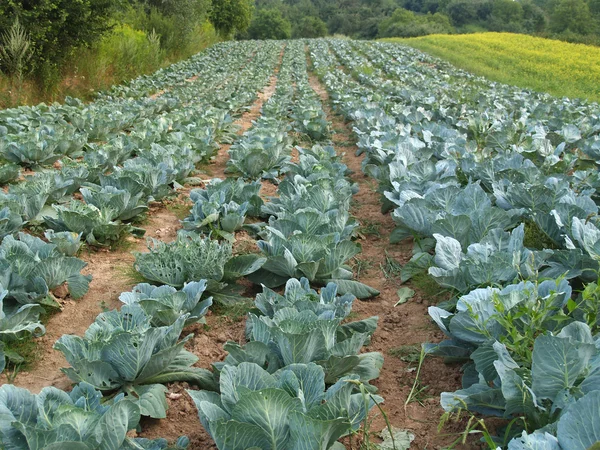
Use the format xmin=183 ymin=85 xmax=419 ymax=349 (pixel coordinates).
xmin=0 ymin=232 xmax=91 ymax=305
xmin=188 ymin=362 xmax=382 ymax=450
xmin=119 ymin=281 xmax=213 ymax=327
xmin=0 ymin=382 xmax=190 ymax=449
xmin=378 ymin=8 xmax=454 ymax=38
xmin=43 ymin=200 xmax=146 ymax=247
xmin=133 ymin=232 xmax=265 ymax=303
xmin=182 ymin=178 xmax=263 ymax=240
xmin=550 ymin=0 xmax=596 ymax=35
xmin=0 ymin=284 xmax=45 ymax=373
xmin=44 ymin=230 xmax=83 ymax=257
xmin=209 ymin=0 xmax=254 ymax=37
xmin=293 ymin=16 xmax=328 ymax=38
xmin=245 ymin=8 xmax=292 ymax=40
xmin=217 ymin=279 xmax=382 ymax=385
xmin=54 ymin=304 xmax=216 ymax=418
xmin=0 ymin=18 xmax=33 ymax=81
xmin=0 ymin=0 xmax=121 ymax=80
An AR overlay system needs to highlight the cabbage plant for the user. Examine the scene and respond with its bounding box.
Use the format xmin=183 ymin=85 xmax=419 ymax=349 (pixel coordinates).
xmin=44 ymin=230 xmax=83 ymax=256
xmin=81 ymin=185 xmax=148 ymax=222
xmin=0 ymin=285 xmax=45 ymax=373
xmin=440 ymin=322 xmax=600 ymax=438
xmin=0 ymin=382 xmax=190 ymax=450
xmin=54 ymin=304 xmax=216 ymax=418
xmin=219 ymin=298 xmax=381 ymax=385
xmin=249 ymin=220 xmax=378 ymax=299
xmin=188 ymin=362 xmax=382 ymax=450
xmin=119 ymin=281 xmax=213 ymax=327
xmin=0 ymin=162 xmax=20 ymax=185
xmin=0 ymin=233 xmax=91 ymax=305
xmin=44 ymin=201 xmax=145 ymax=246
xmin=181 ymin=191 xmax=249 ymax=241
xmin=188 ymin=177 xmax=263 ymax=217
xmin=134 ymin=232 xmax=265 ymax=304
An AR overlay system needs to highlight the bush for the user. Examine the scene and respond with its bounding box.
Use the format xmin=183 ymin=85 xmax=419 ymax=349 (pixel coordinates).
xmin=97 ymin=24 xmax=163 ymax=82
xmin=0 ymin=0 xmax=120 ymax=81
xmin=244 ymin=8 xmax=292 ymax=40
xmin=378 ymin=8 xmax=454 ymax=38
xmin=293 ymin=16 xmax=328 ymax=38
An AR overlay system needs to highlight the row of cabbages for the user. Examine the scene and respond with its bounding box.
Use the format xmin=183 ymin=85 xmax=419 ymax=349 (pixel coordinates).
xmin=0 ymin=42 xmax=284 ymax=449
xmin=0 ymin=42 xmax=284 ymax=376
xmin=167 ymin=41 xmax=382 ymax=448
xmin=310 ymin=38 xmax=600 ymax=449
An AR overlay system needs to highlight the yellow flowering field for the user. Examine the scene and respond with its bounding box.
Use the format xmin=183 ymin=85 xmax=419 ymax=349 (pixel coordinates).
xmin=382 ymin=33 xmax=600 ymax=102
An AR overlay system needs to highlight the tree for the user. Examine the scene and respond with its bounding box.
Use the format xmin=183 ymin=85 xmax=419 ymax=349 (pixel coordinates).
xmin=0 ymin=0 xmax=120 ymax=79
xmin=550 ymin=0 xmax=595 ymax=34
xmin=209 ymin=0 xmax=254 ymax=37
xmin=293 ymin=16 xmax=328 ymax=38
xmin=246 ymin=8 xmax=291 ymax=39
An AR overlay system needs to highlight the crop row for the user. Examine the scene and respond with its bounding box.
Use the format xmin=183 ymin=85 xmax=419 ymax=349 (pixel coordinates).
xmin=309 ymin=38 xmax=600 ymax=449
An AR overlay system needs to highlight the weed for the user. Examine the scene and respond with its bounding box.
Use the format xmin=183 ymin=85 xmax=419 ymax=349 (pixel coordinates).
xmin=523 ymin=220 xmax=559 ymax=250
xmin=438 ymin=408 xmax=516 ymax=449
xmin=165 ymin=201 xmax=192 ymax=221
xmin=405 ymin=346 xmax=431 ymax=407
xmin=359 ymin=220 xmax=382 ymax=238
xmin=3 ymin=337 xmax=39 ymax=379
xmin=410 ymin=272 xmax=452 ymax=302
xmin=109 ymin=236 xmax=137 ymax=253
xmin=380 ymin=251 xmax=403 ymax=279
xmin=346 ymin=379 xmax=398 ymax=450
xmin=352 ymin=256 xmax=374 ymax=279
xmin=389 ymin=345 xmax=422 ymax=364
xmin=115 ymin=263 xmax=147 ymax=285
xmin=212 ymin=299 xmax=254 ymax=322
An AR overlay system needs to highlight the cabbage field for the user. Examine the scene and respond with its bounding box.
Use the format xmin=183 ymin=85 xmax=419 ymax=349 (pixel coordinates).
xmin=0 ymin=38 xmax=599 ymax=450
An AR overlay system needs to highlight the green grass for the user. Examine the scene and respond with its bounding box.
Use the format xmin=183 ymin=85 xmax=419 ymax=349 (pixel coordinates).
xmin=389 ymin=344 xmax=422 ymax=364
xmin=382 ymin=32 xmax=600 ymax=102
xmin=212 ymin=299 xmax=255 ymax=322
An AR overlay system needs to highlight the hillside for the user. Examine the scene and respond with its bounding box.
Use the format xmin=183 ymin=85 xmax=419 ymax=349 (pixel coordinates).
xmin=386 ymin=32 xmax=600 ymax=101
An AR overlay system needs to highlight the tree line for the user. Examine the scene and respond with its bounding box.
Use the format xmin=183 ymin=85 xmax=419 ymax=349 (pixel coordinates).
xmin=0 ymin=0 xmax=254 ymax=98
xmin=241 ymin=0 xmax=600 ymax=44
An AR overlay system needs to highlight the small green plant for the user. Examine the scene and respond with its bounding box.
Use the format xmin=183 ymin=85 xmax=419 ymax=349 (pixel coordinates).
xmin=346 ymin=378 xmax=397 ymax=450
xmin=381 ymin=251 xmax=403 ymax=279
xmin=405 ymin=345 xmax=427 ymax=407
xmin=410 ymin=272 xmax=452 ymax=301
xmin=212 ymin=299 xmax=254 ymax=322
xmin=438 ymin=409 xmax=500 ymax=449
xmin=353 ymin=256 xmax=374 ymax=279
xmin=0 ymin=18 xmax=33 ymax=83
xmin=359 ymin=220 xmax=382 ymax=238
xmin=389 ymin=345 xmax=421 ymax=364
